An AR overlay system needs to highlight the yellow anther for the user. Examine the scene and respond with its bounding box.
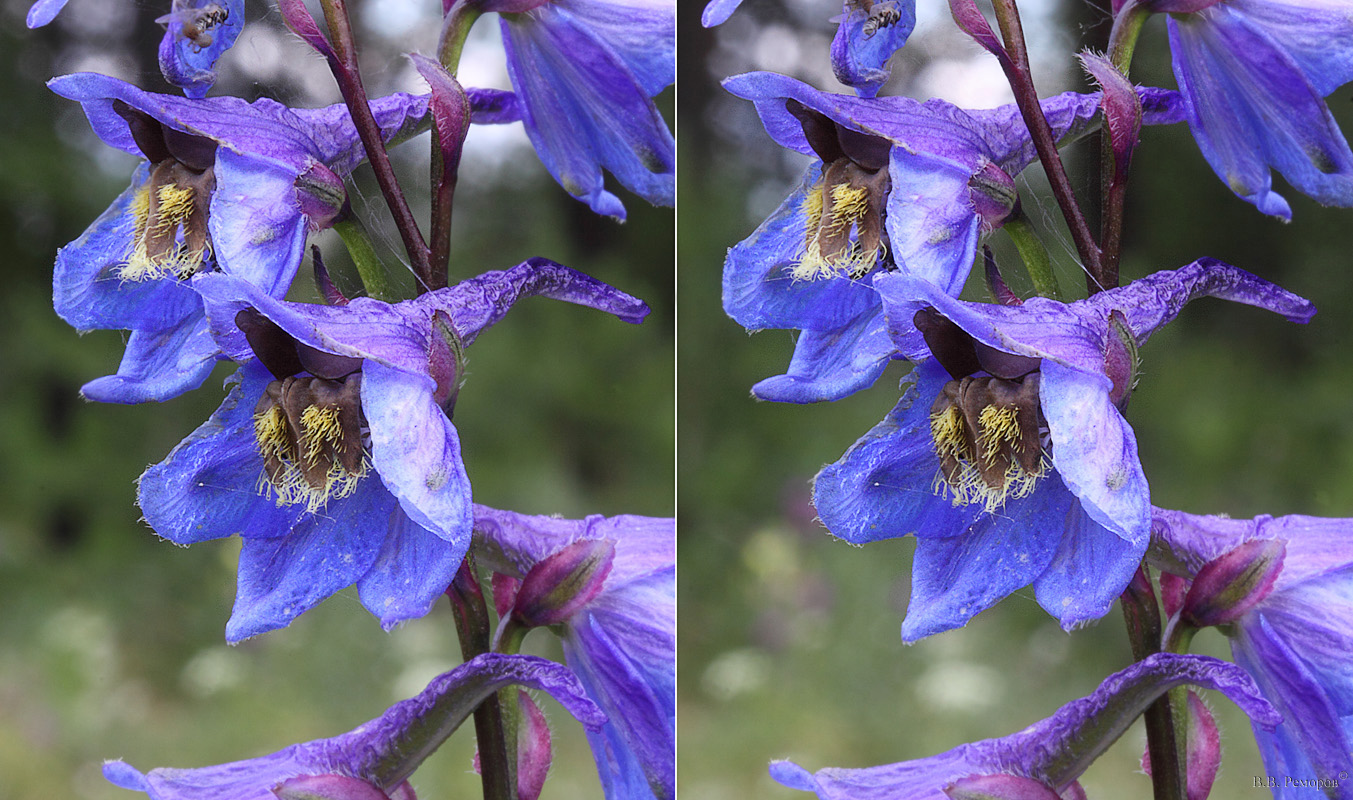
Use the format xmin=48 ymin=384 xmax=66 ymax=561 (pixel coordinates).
xmin=254 ymin=401 xmax=368 ymax=514
xmin=790 ymin=178 xmax=883 ymax=282
xmin=977 ymin=405 xmax=1022 ymax=459
xmin=254 ymin=405 xmax=292 ymax=462
xmin=299 ymin=405 xmax=345 ymax=466
xmin=930 ymin=406 xmax=967 ymax=462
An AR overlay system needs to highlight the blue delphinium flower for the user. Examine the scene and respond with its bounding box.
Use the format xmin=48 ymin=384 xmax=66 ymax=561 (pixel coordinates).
xmin=137 ymin=260 xmax=649 ymax=641
xmin=772 ymin=653 xmax=1279 ymax=800
xmin=721 ymin=71 xmax=1184 ymax=402
xmin=49 ymin=73 xmax=429 ymax=403
xmin=1144 ymin=0 xmax=1353 ymax=219
xmin=448 ymin=0 xmax=674 ymax=219
xmin=1152 ymin=507 xmax=1353 ymax=796
xmin=102 ymin=653 xmax=607 ymax=800
xmin=156 ymin=0 xmax=245 ymax=99
xmin=814 ymin=259 xmax=1314 ymax=640
xmin=473 ymin=505 xmax=675 ymax=800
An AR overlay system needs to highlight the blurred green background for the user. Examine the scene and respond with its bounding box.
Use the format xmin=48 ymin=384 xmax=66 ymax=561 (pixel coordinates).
xmin=679 ymin=1 xmax=1353 ymax=798
xmin=0 ymin=2 xmax=672 ymax=798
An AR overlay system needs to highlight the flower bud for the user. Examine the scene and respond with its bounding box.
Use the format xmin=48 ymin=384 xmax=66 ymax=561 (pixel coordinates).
xmin=944 ymin=774 xmax=1062 ymax=800
xmin=429 ymin=310 xmax=463 ymax=414
xmin=512 ymin=538 xmax=615 ymax=628
xmin=472 ymin=691 xmax=552 ymax=800
xmin=1104 ymin=309 xmax=1139 ymax=408
xmin=295 ymin=161 xmax=348 ymax=231
xmin=967 ymin=162 xmax=1019 ymax=234
xmin=1141 ymin=691 xmax=1220 ymax=800
xmin=1182 ymin=538 xmax=1285 ymax=628
xmin=492 ymin=572 xmax=521 ymax=619
xmin=1159 ymin=571 xmax=1188 ymax=620
xmin=272 ymin=774 xmax=411 ymax=800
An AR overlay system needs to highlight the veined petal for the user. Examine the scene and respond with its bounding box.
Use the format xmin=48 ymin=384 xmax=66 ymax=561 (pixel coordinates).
xmin=721 ymin=166 xmax=882 ymax=333
xmin=884 ymin=149 xmax=982 ymax=295
xmin=501 ymin=9 xmax=674 ymax=217
xmin=80 ymin=312 xmax=221 ymax=404
xmin=356 ymin=511 xmax=465 ymax=632
xmin=556 ymin=0 xmax=674 ymax=97
xmin=1169 ymin=8 xmax=1353 ymax=216
xmin=362 ymin=360 xmax=472 ymax=547
xmin=292 ymin=92 xmax=432 ymax=175
xmin=209 ymin=149 xmax=308 ymax=294
xmin=1039 ymin=360 xmax=1148 ymax=545
xmin=1032 ymin=500 xmax=1145 ymax=630
xmin=813 ymin=360 xmax=982 ymax=545
xmin=227 ymin=477 xmax=397 ymax=642
xmin=1226 ymin=0 xmax=1353 ymax=98
xmin=902 ymin=478 xmax=1070 ymax=640
xmin=701 ymin=0 xmax=742 ymax=26
xmin=53 ymin=165 xmax=202 ymax=332
xmin=750 ymin=306 xmax=896 ymax=403
xmin=137 ymin=361 xmax=307 ymax=546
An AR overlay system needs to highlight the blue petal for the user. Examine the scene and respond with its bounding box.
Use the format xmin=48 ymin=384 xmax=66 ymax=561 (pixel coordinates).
xmin=356 ymin=511 xmax=465 ymax=632
xmin=157 ymin=0 xmax=244 ymax=99
xmin=209 ymin=149 xmax=308 ymax=295
xmin=362 ymin=360 xmax=473 ymax=547
xmin=901 ymin=477 xmax=1069 ymax=641
xmin=559 ymin=0 xmax=675 ymax=97
xmin=1227 ymin=0 xmax=1353 ymax=98
xmin=1032 ymin=499 xmax=1144 ymax=630
xmin=750 ymin=306 xmax=894 ymax=403
xmin=830 ymin=0 xmax=914 ymax=97
xmin=138 ymin=361 xmax=307 ymax=545
xmin=1039 ymin=361 xmax=1149 ymax=546
xmin=500 ymin=9 xmax=674 ymax=217
xmin=227 ymin=476 xmax=398 ymax=641
xmin=1169 ymin=9 xmax=1353 ymax=217
xmin=53 ymin=164 xmax=202 ymax=332
xmin=80 ymin=311 xmax=220 ymax=403
xmin=722 ymin=167 xmax=881 ymax=332
xmin=26 ymin=0 xmax=67 ymax=27
xmin=884 ymin=149 xmax=982 ymax=295
xmin=701 ymin=0 xmax=742 ymax=26
xmin=813 ymin=360 xmax=981 ymax=545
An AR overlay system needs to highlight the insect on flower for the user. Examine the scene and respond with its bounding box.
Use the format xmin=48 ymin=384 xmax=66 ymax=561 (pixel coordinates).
xmin=854 ymin=0 xmax=903 ymax=38
xmin=157 ymin=1 xmax=230 ymax=52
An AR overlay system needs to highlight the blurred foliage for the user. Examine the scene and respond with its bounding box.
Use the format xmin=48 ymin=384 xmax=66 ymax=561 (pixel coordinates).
xmin=680 ymin=1 xmax=1353 ymax=798
xmin=0 ymin=2 xmax=672 ymax=799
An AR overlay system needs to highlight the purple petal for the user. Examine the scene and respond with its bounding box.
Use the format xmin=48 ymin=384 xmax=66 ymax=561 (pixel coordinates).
xmin=355 ymin=512 xmax=465 ymax=632
xmin=1031 ymin=500 xmax=1145 ymax=630
xmin=701 ymin=0 xmax=743 ymax=26
xmin=750 ymin=306 xmax=896 ymax=403
xmin=80 ymin=312 xmax=221 ymax=404
xmin=26 ymin=0 xmax=68 ymax=27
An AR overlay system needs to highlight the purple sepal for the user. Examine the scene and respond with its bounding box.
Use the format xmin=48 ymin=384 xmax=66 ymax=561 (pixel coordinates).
xmin=26 ymin=0 xmax=68 ymax=27
xmin=157 ymin=0 xmax=245 ymax=99
xmin=948 ymin=0 xmax=1008 ymax=64
xmin=1182 ymin=538 xmax=1285 ymax=627
xmin=466 ymin=89 xmax=522 ymax=125
xmin=278 ymin=0 xmax=334 ymax=59
xmin=830 ymin=0 xmax=915 ymax=98
xmin=515 ymin=690 xmax=552 ymax=800
xmin=944 ymin=774 xmax=1062 ymax=800
xmin=770 ymin=654 xmax=1277 ymax=800
xmin=1078 ymin=51 xmax=1142 ymax=180
xmin=101 ymin=654 xmax=604 ymax=800
xmin=513 ymin=538 xmax=616 ymax=628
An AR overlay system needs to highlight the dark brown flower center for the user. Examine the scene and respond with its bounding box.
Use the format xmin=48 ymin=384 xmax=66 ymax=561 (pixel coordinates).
xmin=930 ymin=373 xmax=1047 ymax=511
xmin=253 ymin=374 xmax=368 ymax=511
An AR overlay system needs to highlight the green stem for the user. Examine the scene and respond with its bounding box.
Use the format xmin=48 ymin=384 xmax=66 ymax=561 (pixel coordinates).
xmin=1120 ymin=565 xmax=1186 ymax=800
xmin=1107 ymin=0 xmax=1151 ymax=74
xmin=448 ymin=559 xmax=514 ymax=800
xmin=1003 ymin=214 xmax=1061 ymax=300
xmin=1097 ymin=0 xmax=1152 ymax=291
xmin=439 ymin=2 xmax=484 ymax=73
xmin=333 ymin=217 xmax=392 ymax=301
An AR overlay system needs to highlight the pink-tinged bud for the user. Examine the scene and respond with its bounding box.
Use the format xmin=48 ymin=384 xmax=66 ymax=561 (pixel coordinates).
xmin=278 ymin=0 xmax=334 ymax=60
xmin=1160 ymin=571 xmax=1189 ymax=620
xmin=983 ymin=247 xmax=1023 ymax=306
xmin=1141 ymin=691 xmax=1220 ymax=800
xmin=388 ymin=784 xmax=418 ymax=800
xmin=944 ymin=774 xmax=1063 ymax=800
xmin=1060 ymin=782 xmax=1087 ymax=800
xmin=272 ymin=774 xmax=397 ymax=800
xmin=429 ymin=310 xmax=463 ymax=413
xmin=968 ymin=162 xmax=1019 ymax=234
xmin=515 ymin=690 xmax=553 ymax=800
xmin=1077 ymin=52 xmax=1142 ymax=182
xmin=512 ymin=539 xmax=615 ymax=628
xmin=295 ymin=161 xmax=348 ymax=231
xmin=1103 ymin=310 xmax=1139 ymax=408
xmin=471 ymin=691 xmax=552 ymax=800
xmin=1182 ymin=538 xmax=1285 ymax=628
xmin=947 ymin=0 xmax=1009 ymax=65
xmin=492 ymin=572 xmax=521 ymax=620
xmin=311 ymin=245 xmax=350 ymax=307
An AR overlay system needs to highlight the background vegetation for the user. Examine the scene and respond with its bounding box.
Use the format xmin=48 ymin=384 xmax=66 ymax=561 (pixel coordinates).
xmin=679 ymin=0 xmax=1353 ymax=798
xmin=0 ymin=1 xmax=673 ymax=797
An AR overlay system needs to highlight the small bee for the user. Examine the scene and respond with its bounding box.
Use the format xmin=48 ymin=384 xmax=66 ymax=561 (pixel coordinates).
xmin=157 ymin=1 xmax=230 ymax=52
xmin=847 ymin=0 xmax=903 ymax=38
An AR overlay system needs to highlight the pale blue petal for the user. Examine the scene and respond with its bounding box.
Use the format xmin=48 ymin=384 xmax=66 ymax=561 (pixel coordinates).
xmin=80 ymin=312 xmax=220 ymax=404
xmin=356 ymin=511 xmax=465 ymax=631
xmin=1032 ymin=500 xmax=1145 ymax=630
xmin=750 ymin=306 xmax=895 ymax=403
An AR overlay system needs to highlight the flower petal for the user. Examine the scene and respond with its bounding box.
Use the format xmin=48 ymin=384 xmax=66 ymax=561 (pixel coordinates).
xmin=750 ymin=306 xmax=896 ymax=403
xmin=701 ymin=0 xmax=742 ymax=26
xmin=356 ymin=510 xmax=466 ymax=631
xmin=813 ymin=360 xmax=982 ymax=545
xmin=80 ymin=312 xmax=221 ymax=403
xmin=138 ymin=361 xmax=306 ymax=546
xmin=830 ymin=0 xmax=915 ymax=97
xmin=1032 ymin=500 xmax=1145 ymax=630
xmin=209 ymin=149 xmax=309 ymax=294
xmin=901 ymin=478 xmax=1070 ymax=641
xmin=884 ymin=149 xmax=982 ymax=295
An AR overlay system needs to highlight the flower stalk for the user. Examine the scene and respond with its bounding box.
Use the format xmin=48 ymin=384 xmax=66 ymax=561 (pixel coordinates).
xmin=1120 ymin=566 xmax=1185 ymax=800
xmin=988 ymin=0 xmax=1103 ymax=290
xmin=449 ymin=558 xmax=514 ymax=800
xmin=333 ymin=216 xmax=392 ymax=300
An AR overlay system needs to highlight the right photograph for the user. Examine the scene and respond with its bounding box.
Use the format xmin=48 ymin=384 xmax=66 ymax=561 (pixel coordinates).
xmin=678 ymin=1 xmax=1353 ymax=798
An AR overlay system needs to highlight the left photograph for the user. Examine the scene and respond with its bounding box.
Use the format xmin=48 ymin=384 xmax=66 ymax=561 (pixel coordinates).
xmin=0 ymin=2 xmax=674 ymax=799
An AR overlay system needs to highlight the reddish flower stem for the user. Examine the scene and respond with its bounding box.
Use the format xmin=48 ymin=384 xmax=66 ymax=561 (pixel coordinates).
xmin=448 ymin=558 xmax=514 ymax=800
xmin=1121 ymin=565 xmax=1186 ymax=800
